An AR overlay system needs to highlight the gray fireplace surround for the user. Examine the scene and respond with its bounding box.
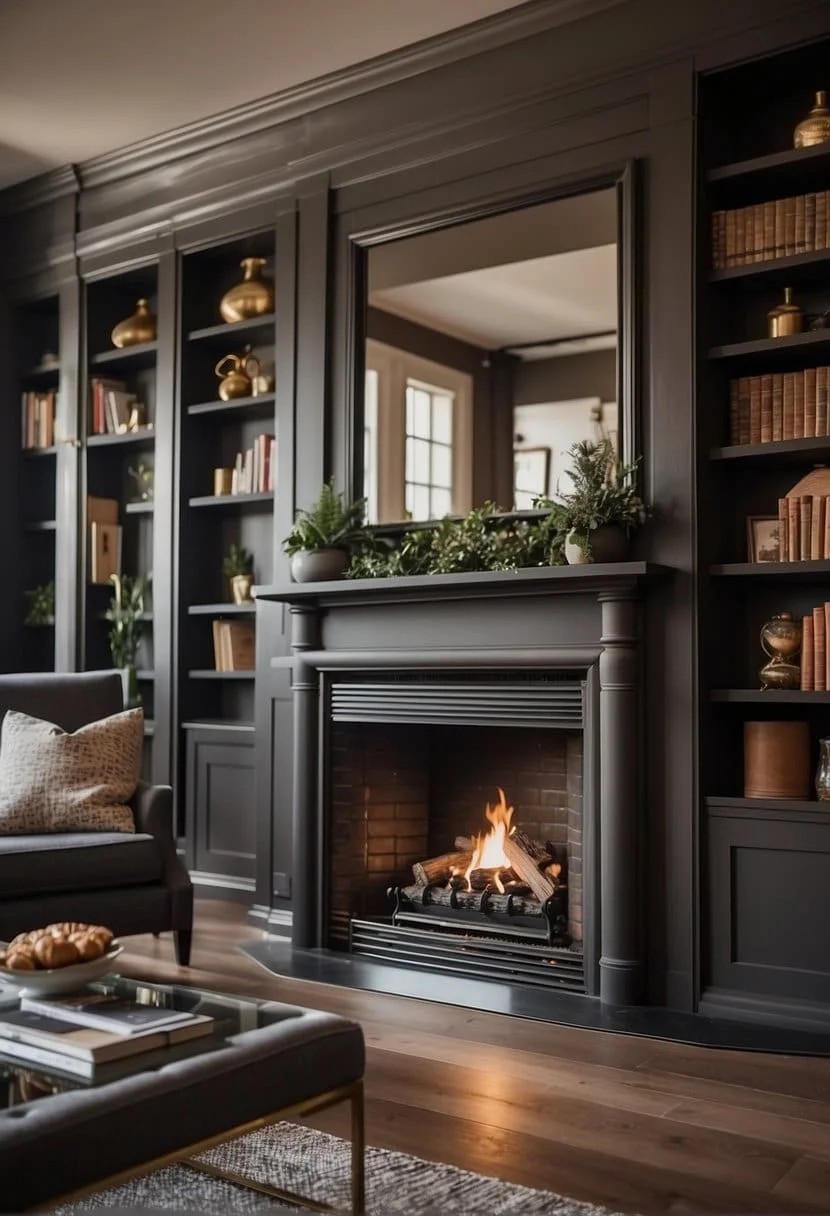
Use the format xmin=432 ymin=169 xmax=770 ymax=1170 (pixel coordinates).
xmin=258 ymin=563 xmax=662 ymax=1007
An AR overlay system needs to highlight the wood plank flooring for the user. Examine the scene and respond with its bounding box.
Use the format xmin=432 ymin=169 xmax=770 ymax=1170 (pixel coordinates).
xmin=117 ymin=900 xmax=830 ymax=1213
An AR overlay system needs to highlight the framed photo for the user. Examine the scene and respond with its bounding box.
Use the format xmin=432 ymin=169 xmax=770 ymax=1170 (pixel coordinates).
xmin=513 ymin=446 xmax=551 ymax=509
xmin=747 ymin=515 xmax=780 ymax=563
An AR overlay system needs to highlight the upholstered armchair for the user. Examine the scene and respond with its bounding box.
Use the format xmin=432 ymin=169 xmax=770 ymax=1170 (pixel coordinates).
xmin=0 ymin=671 xmax=193 ymax=964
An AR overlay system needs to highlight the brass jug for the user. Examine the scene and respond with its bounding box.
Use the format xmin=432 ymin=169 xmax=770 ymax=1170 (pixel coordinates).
xmin=215 ymin=350 xmax=261 ymax=401
xmin=111 ymin=298 xmax=157 ymax=348
xmin=219 ymin=257 xmax=274 ymax=324
xmin=794 ymin=90 xmax=830 ymax=148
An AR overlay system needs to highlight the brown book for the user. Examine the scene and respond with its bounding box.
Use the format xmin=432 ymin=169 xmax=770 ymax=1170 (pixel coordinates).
xmin=774 ymin=197 xmax=786 ymax=256
xmin=795 ymin=193 xmax=807 ymax=254
xmin=800 ymin=496 xmax=813 ymax=560
xmin=806 ymin=192 xmax=817 ymax=252
xmin=211 ymin=620 xmax=226 ymax=672
xmin=802 ymin=614 xmax=815 ymax=691
xmin=778 ymin=497 xmax=789 ymax=561
xmin=736 ymin=207 xmax=747 ymax=265
xmin=221 ymin=621 xmax=255 ymax=671
xmin=763 ymin=201 xmax=775 ymax=259
xmin=711 ymin=211 xmax=723 ymax=269
xmin=794 ymin=371 xmax=806 ymax=440
xmin=771 ymin=373 xmax=783 ymax=442
xmin=729 ymin=379 xmax=739 ymax=444
xmin=788 ymin=496 xmax=800 ymax=561
xmin=87 ymin=496 xmax=119 ymax=525
xmin=817 ymin=367 xmax=828 ymax=437
xmin=825 ymin=604 xmax=830 ymax=688
xmin=725 ymin=209 xmax=736 ymax=266
xmin=818 ymin=191 xmax=828 ymax=251
xmin=738 ymin=377 xmax=751 ymax=445
xmin=760 ymin=374 xmax=773 ymax=443
xmin=815 ymin=606 xmax=827 ymax=692
xmin=753 ymin=203 xmax=765 ymax=262
xmin=89 ymin=522 xmax=122 ymax=585
xmin=826 ymin=188 xmax=830 ymax=251
xmin=825 ymin=507 xmax=830 ymax=560
xmin=804 ymin=367 xmax=817 ymax=437
xmin=749 ymin=375 xmax=762 ymax=443
xmin=812 ymin=496 xmax=825 ymax=560
xmin=784 ymin=196 xmax=797 ymax=256
xmin=783 ymin=372 xmax=795 ymax=441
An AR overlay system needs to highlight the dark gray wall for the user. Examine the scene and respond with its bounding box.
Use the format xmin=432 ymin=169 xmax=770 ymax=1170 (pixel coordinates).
xmin=513 ymin=349 xmax=617 ymax=407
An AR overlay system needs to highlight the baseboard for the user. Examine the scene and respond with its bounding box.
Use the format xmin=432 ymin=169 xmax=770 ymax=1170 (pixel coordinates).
xmin=191 ymin=871 xmax=256 ymax=902
xmin=699 ymin=986 xmax=830 ymax=1032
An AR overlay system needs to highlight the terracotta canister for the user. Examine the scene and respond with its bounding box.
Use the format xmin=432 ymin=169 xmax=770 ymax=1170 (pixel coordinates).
xmin=744 ymin=720 xmax=810 ymax=799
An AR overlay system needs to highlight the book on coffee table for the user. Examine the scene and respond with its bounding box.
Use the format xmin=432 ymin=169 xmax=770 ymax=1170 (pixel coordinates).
xmin=0 ymin=1008 xmax=213 ymax=1076
xmin=19 ymin=992 xmax=206 ymax=1035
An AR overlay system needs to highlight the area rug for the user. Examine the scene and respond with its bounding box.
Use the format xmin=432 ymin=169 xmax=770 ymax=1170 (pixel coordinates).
xmin=53 ymin=1121 xmax=613 ymax=1215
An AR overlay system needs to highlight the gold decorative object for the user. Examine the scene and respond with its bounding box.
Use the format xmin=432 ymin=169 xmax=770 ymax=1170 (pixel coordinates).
xmin=767 ymin=287 xmax=803 ymax=338
xmin=215 ymin=349 xmax=261 ymax=401
xmin=794 ymin=90 xmax=830 ymax=148
xmin=251 ymin=372 xmax=275 ymax=397
xmin=219 ymin=257 xmax=274 ymax=323
xmin=230 ymin=574 xmax=254 ymax=603
xmin=759 ymin=610 xmax=802 ymax=690
xmin=214 ymin=468 xmax=233 ymax=496
xmin=110 ymin=298 xmax=157 ymax=349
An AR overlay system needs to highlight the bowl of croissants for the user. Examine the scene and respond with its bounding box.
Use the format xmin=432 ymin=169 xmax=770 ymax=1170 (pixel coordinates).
xmin=0 ymin=924 xmax=122 ymax=995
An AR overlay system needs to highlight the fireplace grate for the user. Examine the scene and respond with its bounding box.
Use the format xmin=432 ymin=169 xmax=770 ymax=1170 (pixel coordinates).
xmin=329 ymin=680 xmax=583 ymax=728
xmin=349 ymin=917 xmax=585 ymax=993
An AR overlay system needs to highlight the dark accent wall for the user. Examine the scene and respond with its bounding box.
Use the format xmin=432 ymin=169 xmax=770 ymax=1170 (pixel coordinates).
xmin=513 ymin=349 xmax=617 ymax=407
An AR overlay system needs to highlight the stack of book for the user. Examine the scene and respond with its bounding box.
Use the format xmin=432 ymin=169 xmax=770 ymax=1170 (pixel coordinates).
xmin=21 ymin=391 xmax=56 ymax=449
xmin=0 ymin=992 xmax=213 ymax=1077
xmin=712 ymin=190 xmax=830 ymax=269
xmin=212 ymin=620 xmax=255 ymax=671
xmin=229 ymin=434 xmax=276 ymax=495
xmin=89 ymin=378 xmax=140 ymax=435
xmin=777 ymin=495 xmax=830 ymax=561
xmin=729 ymin=369 xmax=830 ymax=446
xmin=800 ymin=602 xmax=830 ymax=691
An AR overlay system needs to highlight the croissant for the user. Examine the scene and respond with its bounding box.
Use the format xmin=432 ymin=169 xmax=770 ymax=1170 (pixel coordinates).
xmin=4 ymin=947 xmax=37 ymax=971
xmin=34 ymin=935 xmax=80 ymax=969
xmin=69 ymin=931 xmax=107 ymax=962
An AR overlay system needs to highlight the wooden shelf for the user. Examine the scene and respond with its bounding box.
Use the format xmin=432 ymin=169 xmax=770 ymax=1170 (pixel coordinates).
xmin=707 ymin=142 xmax=830 ymax=186
xmin=188 ymin=602 xmax=256 ymax=615
xmin=706 ymin=796 xmax=830 ymax=821
xmin=709 ymin=328 xmax=830 ymax=361
xmin=89 ymin=342 xmax=157 ymax=368
xmin=188 ymin=491 xmax=273 ymax=509
xmin=711 ymin=689 xmax=830 ymax=703
xmin=24 ymin=520 xmax=56 ymax=533
xmin=187 ymin=392 xmax=275 ymax=418
xmin=188 ymin=669 xmax=255 ymax=680
xmin=87 ymin=429 xmax=155 ymax=449
xmin=22 ymin=446 xmax=57 ymax=458
xmin=710 ymin=560 xmax=830 ymax=580
xmin=187 ymin=315 xmax=275 ymax=344
xmin=125 ymin=500 xmax=154 ymax=514
xmin=710 ymin=249 xmax=830 ymax=285
xmin=182 ymin=718 xmax=255 ymax=731
xmin=710 ymin=436 xmax=830 ymax=465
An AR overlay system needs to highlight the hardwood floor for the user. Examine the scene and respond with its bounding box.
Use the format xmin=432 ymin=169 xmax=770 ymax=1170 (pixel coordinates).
xmin=118 ymin=900 xmax=830 ymax=1214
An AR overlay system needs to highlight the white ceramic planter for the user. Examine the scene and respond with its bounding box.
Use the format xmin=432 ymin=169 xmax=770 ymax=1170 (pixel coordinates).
xmin=290 ymin=548 xmax=349 ymax=583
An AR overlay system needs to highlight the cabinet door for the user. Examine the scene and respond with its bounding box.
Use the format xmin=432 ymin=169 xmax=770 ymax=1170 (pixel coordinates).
xmin=186 ymin=729 xmax=256 ymax=884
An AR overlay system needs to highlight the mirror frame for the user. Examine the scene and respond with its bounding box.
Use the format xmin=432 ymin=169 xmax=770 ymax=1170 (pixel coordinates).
xmin=336 ymin=158 xmax=639 ymax=523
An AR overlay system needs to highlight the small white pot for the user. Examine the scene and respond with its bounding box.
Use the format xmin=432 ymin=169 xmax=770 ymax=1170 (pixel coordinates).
xmin=290 ymin=548 xmax=349 ymax=583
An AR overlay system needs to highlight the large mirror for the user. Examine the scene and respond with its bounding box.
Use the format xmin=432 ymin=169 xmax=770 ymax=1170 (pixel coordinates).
xmin=358 ymin=185 xmax=629 ymax=525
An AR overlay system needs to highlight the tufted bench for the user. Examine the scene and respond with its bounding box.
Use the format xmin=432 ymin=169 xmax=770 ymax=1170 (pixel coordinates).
xmin=0 ymin=989 xmax=365 ymax=1213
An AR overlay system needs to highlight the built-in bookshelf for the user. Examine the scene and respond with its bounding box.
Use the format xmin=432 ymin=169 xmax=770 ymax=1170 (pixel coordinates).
xmin=697 ymin=36 xmax=830 ymax=1024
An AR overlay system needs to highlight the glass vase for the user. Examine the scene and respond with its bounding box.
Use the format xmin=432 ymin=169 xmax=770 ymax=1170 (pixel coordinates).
xmin=816 ymin=738 xmax=830 ymax=801
xmin=119 ymin=666 xmax=141 ymax=709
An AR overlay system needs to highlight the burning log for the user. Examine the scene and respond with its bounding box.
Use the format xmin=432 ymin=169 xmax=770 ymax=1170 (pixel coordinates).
xmin=454 ymin=835 xmax=474 ymax=851
xmin=503 ymin=829 xmax=558 ymax=903
xmin=401 ymin=883 xmax=543 ymax=918
xmin=412 ymin=850 xmax=471 ymax=886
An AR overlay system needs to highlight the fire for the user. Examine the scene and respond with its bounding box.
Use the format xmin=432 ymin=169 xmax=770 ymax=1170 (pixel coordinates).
xmin=463 ymin=788 xmax=515 ymax=894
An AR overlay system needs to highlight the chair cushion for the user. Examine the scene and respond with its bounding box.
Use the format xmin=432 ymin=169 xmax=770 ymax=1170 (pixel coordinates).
xmin=0 ymin=709 xmax=142 ymax=834
xmin=0 ymin=833 xmax=162 ymax=897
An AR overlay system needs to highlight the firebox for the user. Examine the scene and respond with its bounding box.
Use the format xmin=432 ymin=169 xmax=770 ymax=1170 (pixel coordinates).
xmin=324 ymin=672 xmax=590 ymax=993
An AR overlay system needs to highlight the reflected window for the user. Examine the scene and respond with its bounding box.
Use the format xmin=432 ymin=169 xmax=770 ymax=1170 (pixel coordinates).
xmin=405 ymin=381 xmax=454 ymax=520
xmin=364 ymin=369 xmax=379 ymax=523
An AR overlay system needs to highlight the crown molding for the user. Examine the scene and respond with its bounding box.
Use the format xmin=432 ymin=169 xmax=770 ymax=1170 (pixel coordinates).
xmin=76 ymin=0 xmax=627 ymax=190
xmin=0 ymin=165 xmax=79 ymax=217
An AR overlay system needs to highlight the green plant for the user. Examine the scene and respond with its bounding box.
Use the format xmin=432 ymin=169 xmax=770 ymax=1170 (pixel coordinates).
xmin=105 ymin=573 xmax=149 ymax=669
xmin=553 ymin=439 xmax=648 ymax=550
xmin=24 ymin=581 xmax=55 ymax=627
xmin=222 ymin=543 xmax=254 ymax=580
xmin=283 ymin=479 xmax=372 ymax=556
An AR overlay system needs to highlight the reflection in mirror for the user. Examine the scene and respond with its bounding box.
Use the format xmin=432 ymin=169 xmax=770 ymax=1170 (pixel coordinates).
xmin=362 ymin=188 xmax=619 ymax=524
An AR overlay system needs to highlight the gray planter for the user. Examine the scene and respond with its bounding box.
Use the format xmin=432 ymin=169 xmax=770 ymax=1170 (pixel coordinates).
xmin=290 ymin=548 xmax=349 ymax=583
xmin=565 ymin=524 xmax=629 ymax=565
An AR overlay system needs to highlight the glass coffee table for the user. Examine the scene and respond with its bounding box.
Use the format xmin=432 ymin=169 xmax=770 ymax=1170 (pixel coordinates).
xmin=0 ymin=971 xmax=365 ymax=1213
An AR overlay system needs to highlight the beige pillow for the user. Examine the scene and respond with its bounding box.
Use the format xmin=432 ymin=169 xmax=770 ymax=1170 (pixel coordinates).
xmin=0 ymin=708 xmax=142 ymax=834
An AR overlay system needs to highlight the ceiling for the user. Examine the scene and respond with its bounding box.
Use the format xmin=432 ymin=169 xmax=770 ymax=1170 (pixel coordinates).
xmin=0 ymin=0 xmax=532 ymax=190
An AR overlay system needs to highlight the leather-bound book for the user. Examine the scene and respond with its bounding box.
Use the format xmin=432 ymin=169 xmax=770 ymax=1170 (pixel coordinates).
xmin=725 ymin=209 xmax=736 ymax=267
xmin=800 ymin=496 xmax=813 ymax=561
xmin=784 ymin=196 xmax=797 ymax=256
xmin=818 ymin=191 xmax=827 ymax=252
xmin=738 ymin=377 xmax=751 ymax=444
xmin=774 ymin=197 xmax=786 ymax=257
xmin=783 ymin=372 xmax=795 ymax=441
xmin=802 ymin=615 xmax=815 ymax=690
xmin=825 ymin=603 xmax=830 ymax=688
xmin=803 ymin=367 xmax=816 ymax=438
xmin=815 ymin=606 xmax=827 ymax=691
xmin=729 ymin=379 xmax=739 ymax=445
xmin=795 ymin=193 xmax=807 ymax=254
xmin=812 ymin=496 xmax=826 ymax=560
xmin=788 ymin=496 xmax=800 ymax=562
xmin=824 ymin=506 xmax=830 ymax=560
xmin=778 ymin=498 xmax=789 ymax=561
xmin=806 ymin=192 xmax=817 ymax=251
xmin=736 ymin=207 xmax=747 ymax=264
xmin=760 ymin=374 xmax=773 ymax=443
xmin=749 ymin=375 xmax=762 ymax=443
xmin=763 ymin=201 xmax=776 ymax=260
xmin=794 ymin=371 xmax=805 ymax=440
xmin=817 ymin=367 xmax=828 ymax=437
xmin=772 ymin=373 xmax=783 ymax=442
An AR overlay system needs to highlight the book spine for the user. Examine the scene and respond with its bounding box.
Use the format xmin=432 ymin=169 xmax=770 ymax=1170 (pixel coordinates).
xmin=725 ymin=209 xmax=736 ymax=267
xmin=804 ymin=367 xmax=817 ymax=437
xmin=783 ymin=372 xmax=795 ymax=441
xmin=774 ymin=197 xmax=786 ymax=257
xmin=794 ymin=371 xmax=805 ymax=441
xmin=806 ymin=192 xmax=817 ymax=252
xmin=712 ymin=212 xmax=723 ymax=269
xmin=749 ymin=375 xmax=762 ymax=443
xmin=784 ymin=196 xmax=797 ymax=256
xmin=825 ymin=603 xmax=830 ymax=690
xmin=800 ymin=496 xmax=812 ymax=561
xmin=815 ymin=606 xmax=827 ymax=692
xmin=753 ymin=203 xmax=765 ymax=262
xmin=788 ymin=496 xmax=800 ymax=564
xmin=818 ymin=191 xmax=828 ymax=252
xmin=778 ymin=497 xmax=789 ymax=562
xmin=0 ymin=1037 xmax=91 ymax=1076
xmin=825 ymin=503 xmax=830 ymax=561
xmin=771 ymin=373 xmax=783 ymax=442
xmin=763 ymin=201 xmax=775 ymax=260
xmin=811 ymin=495 xmax=825 ymax=561
xmin=760 ymin=374 xmax=773 ymax=443
xmin=737 ymin=377 xmax=751 ymax=445
xmin=817 ymin=367 xmax=828 ymax=437
xmin=802 ymin=615 xmax=815 ymax=691
xmin=795 ymin=193 xmax=806 ymax=254
xmin=736 ymin=207 xmax=747 ymax=265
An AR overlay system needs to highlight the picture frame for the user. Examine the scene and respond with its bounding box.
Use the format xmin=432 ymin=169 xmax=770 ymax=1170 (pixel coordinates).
xmin=513 ymin=446 xmax=551 ymax=508
xmin=746 ymin=515 xmax=780 ymax=563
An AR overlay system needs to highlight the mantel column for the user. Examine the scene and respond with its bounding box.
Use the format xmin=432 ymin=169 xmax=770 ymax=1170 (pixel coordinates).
xmin=290 ymin=604 xmax=321 ymax=948
xmin=598 ymin=589 xmax=644 ymax=1005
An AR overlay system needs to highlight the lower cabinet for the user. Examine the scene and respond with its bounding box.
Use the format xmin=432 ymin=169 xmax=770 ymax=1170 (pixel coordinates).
xmin=184 ymin=723 xmax=257 ymax=892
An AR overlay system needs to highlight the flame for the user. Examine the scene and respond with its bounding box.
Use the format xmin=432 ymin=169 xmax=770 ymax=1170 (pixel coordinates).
xmin=463 ymin=788 xmax=515 ymax=894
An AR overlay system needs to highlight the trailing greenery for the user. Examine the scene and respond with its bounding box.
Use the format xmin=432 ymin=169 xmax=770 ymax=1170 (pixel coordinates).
xmin=283 ymin=478 xmax=373 ymax=556
xmin=552 ymin=439 xmax=648 ymax=554
xmin=106 ymin=574 xmax=149 ymax=669
xmin=222 ymin=543 xmax=254 ymax=580
xmin=24 ymin=581 xmax=55 ymax=627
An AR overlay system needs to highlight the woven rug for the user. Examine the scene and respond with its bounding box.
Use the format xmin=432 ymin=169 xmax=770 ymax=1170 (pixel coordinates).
xmin=53 ymin=1121 xmax=613 ymax=1215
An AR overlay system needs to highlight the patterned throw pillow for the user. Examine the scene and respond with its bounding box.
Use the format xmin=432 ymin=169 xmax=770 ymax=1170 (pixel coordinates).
xmin=0 ymin=708 xmax=142 ymax=834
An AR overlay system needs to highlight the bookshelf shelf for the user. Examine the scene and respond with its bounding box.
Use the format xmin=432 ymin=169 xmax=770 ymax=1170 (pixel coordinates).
xmin=136 ymin=670 xmax=154 ymax=681
xmin=707 ymin=142 xmax=830 ymax=187
xmin=22 ymin=446 xmax=57 ymax=459
xmin=710 ymin=248 xmax=830 ymax=285
xmin=188 ymin=669 xmax=255 ymax=680
xmin=710 ymin=436 xmax=830 ymax=465
xmin=706 ymin=796 xmax=830 ymax=819
xmin=711 ymin=688 xmax=830 ymax=703
xmin=711 ymin=560 xmax=830 ymax=579
xmin=709 ymin=329 xmax=830 ymax=361
xmin=187 ymin=314 xmax=275 ymax=345
xmin=24 ymin=363 xmax=60 ymax=382
xmin=187 ymin=392 xmax=275 ymax=418
xmin=89 ymin=342 xmax=158 ymax=369
xmin=24 ymin=520 xmax=57 ymax=533
xmin=188 ymin=603 xmax=256 ymax=615
xmin=86 ymin=430 xmax=155 ymax=449
xmin=125 ymin=500 xmax=154 ymax=514
xmin=188 ymin=491 xmax=273 ymax=509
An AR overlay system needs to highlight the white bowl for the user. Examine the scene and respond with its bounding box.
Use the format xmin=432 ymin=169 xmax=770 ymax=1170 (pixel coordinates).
xmin=0 ymin=945 xmax=123 ymax=997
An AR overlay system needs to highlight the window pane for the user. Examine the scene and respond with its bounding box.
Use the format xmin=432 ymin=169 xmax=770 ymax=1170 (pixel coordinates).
xmin=431 ymin=443 xmax=451 ymax=489
xmin=364 ymin=371 xmax=379 ymax=523
xmin=409 ymin=484 xmax=429 ymax=521
xmin=409 ymin=388 xmax=431 ymax=439
xmin=409 ymin=437 xmax=430 ymax=483
xmin=430 ymin=487 xmax=452 ymax=517
xmin=432 ymin=395 xmax=452 ymax=444
xmin=405 ymin=385 xmax=415 ymax=436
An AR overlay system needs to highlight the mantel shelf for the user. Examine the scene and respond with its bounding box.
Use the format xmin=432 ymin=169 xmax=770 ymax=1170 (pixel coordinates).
xmin=709 ymin=329 xmax=830 ymax=361
xmin=256 ymin=561 xmax=666 ymax=609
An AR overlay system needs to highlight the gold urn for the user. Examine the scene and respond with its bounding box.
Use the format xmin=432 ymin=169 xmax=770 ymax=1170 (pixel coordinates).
xmin=767 ymin=287 xmax=804 ymax=338
xmin=219 ymin=257 xmax=274 ymax=324
xmin=111 ymin=298 xmax=157 ymax=348
xmin=759 ymin=610 xmax=802 ymax=690
xmin=215 ymin=350 xmax=261 ymax=401
xmin=794 ymin=90 xmax=830 ymax=149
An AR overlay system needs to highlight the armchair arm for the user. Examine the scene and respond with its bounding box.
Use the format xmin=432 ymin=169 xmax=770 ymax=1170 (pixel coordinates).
xmin=131 ymin=780 xmax=175 ymax=845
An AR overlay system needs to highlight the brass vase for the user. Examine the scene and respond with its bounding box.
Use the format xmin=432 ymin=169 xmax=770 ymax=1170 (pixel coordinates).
xmin=215 ymin=350 xmax=261 ymax=401
xmin=111 ymin=298 xmax=157 ymax=348
xmin=767 ymin=287 xmax=804 ymax=338
xmin=219 ymin=258 xmax=274 ymax=323
xmin=794 ymin=90 xmax=830 ymax=148
xmin=230 ymin=574 xmax=254 ymax=604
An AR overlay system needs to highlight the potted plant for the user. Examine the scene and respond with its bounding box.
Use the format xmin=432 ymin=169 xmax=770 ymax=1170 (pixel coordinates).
xmin=556 ymin=439 xmax=648 ymax=564
xmin=283 ymin=479 xmax=371 ymax=582
xmin=105 ymin=573 xmax=149 ymax=707
xmin=222 ymin=543 xmax=255 ymax=603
